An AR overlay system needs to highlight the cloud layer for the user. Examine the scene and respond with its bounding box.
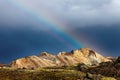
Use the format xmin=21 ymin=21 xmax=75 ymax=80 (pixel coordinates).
xmin=1 ymin=0 xmax=120 ymax=28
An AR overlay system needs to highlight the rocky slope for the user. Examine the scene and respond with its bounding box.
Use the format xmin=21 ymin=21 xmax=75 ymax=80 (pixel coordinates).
xmin=10 ymin=48 xmax=111 ymax=69
xmin=86 ymin=56 xmax=120 ymax=78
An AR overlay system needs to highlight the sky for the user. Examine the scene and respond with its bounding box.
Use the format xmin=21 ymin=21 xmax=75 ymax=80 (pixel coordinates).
xmin=0 ymin=0 xmax=120 ymax=63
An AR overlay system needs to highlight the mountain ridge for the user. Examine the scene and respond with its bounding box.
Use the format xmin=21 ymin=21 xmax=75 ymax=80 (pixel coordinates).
xmin=10 ymin=48 xmax=111 ymax=69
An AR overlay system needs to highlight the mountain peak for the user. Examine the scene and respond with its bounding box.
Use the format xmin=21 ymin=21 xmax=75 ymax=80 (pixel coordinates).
xmin=38 ymin=52 xmax=50 ymax=56
xmin=80 ymin=48 xmax=97 ymax=57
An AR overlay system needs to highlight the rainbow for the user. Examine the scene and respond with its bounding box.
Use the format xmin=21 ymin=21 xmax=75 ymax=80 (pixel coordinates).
xmin=6 ymin=0 xmax=82 ymax=49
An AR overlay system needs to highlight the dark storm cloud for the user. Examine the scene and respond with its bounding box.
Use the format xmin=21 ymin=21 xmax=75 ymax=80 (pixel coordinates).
xmin=0 ymin=27 xmax=74 ymax=63
xmin=69 ymin=26 xmax=120 ymax=56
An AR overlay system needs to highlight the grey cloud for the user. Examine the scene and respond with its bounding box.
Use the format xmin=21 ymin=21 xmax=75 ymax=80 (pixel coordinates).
xmin=1 ymin=0 xmax=120 ymax=29
xmin=62 ymin=0 xmax=120 ymax=27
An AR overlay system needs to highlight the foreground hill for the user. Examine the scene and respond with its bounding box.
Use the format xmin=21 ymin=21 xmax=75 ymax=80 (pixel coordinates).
xmin=10 ymin=48 xmax=110 ymax=69
xmin=86 ymin=56 xmax=120 ymax=78
xmin=0 ymin=67 xmax=116 ymax=80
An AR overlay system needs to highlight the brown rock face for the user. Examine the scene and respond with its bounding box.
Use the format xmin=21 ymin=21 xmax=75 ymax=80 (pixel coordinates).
xmin=10 ymin=48 xmax=111 ymax=69
xmin=0 ymin=63 xmax=4 ymax=67
xmin=87 ymin=56 xmax=120 ymax=78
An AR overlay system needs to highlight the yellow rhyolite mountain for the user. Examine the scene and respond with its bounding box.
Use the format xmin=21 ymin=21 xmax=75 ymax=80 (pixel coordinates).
xmin=10 ymin=48 xmax=111 ymax=69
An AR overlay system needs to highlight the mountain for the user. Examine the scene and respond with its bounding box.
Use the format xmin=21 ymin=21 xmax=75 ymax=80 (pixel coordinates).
xmin=10 ymin=48 xmax=111 ymax=69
